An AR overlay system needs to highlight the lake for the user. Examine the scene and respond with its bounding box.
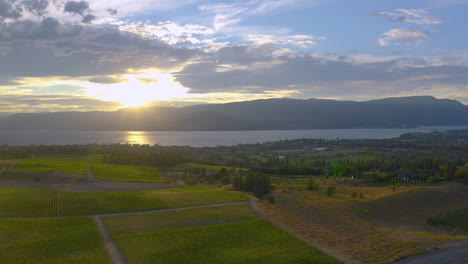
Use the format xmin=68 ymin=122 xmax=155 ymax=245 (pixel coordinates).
xmin=0 ymin=126 xmax=466 ymax=147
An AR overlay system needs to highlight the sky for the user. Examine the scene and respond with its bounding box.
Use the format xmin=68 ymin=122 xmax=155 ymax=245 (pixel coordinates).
xmin=1 ymin=0 xmax=468 ymax=113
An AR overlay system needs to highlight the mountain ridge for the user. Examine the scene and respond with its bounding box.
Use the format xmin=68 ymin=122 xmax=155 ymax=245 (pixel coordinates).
xmin=1 ymin=96 xmax=467 ymax=131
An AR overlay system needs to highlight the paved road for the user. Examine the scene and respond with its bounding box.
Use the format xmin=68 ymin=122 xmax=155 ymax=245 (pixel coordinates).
xmin=394 ymin=247 xmax=468 ymax=264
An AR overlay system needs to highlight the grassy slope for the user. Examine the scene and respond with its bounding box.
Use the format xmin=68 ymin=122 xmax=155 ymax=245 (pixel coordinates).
xmin=261 ymin=181 xmax=468 ymax=264
xmin=0 ymin=217 xmax=109 ymax=264
xmin=104 ymin=204 xmax=341 ymax=264
xmin=0 ymin=187 xmax=247 ymax=217
xmin=14 ymin=156 xmax=166 ymax=182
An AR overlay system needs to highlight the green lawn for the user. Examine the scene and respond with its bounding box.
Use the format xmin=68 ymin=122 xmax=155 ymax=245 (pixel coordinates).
xmin=104 ymin=204 xmax=341 ymax=264
xmin=0 ymin=187 xmax=247 ymax=217
xmin=14 ymin=155 xmax=166 ymax=182
xmin=0 ymin=217 xmax=109 ymax=264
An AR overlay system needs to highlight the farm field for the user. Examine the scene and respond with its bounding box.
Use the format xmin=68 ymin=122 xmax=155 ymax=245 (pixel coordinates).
xmin=0 ymin=216 xmax=110 ymax=264
xmin=15 ymin=155 xmax=167 ymax=182
xmin=258 ymin=180 xmax=468 ymax=264
xmin=104 ymin=204 xmax=342 ymax=264
xmin=0 ymin=186 xmax=247 ymax=217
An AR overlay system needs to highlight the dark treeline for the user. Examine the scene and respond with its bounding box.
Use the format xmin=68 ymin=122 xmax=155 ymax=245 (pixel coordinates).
xmin=232 ymin=171 xmax=271 ymax=197
xmin=0 ymin=144 xmax=187 ymax=167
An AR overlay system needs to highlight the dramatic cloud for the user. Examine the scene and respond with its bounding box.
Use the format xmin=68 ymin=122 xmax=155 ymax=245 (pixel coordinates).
xmin=0 ymin=16 xmax=201 ymax=86
xmin=377 ymin=28 xmax=430 ymax=46
xmin=371 ymin=9 xmax=444 ymax=24
xmin=174 ymin=44 xmax=468 ymax=102
xmin=0 ymin=0 xmax=467 ymax=112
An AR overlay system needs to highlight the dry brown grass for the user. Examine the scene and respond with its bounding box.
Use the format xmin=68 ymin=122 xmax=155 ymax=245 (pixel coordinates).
xmin=258 ymin=181 xmax=468 ymax=264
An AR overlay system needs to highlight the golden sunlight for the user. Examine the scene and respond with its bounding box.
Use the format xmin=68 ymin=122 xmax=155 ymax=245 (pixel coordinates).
xmin=84 ymin=70 xmax=195 ymax=107
xmin=125 ymin=131 xmax=150 ymax=145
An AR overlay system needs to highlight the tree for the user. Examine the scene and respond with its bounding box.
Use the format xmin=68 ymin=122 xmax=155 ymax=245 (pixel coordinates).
xmin=445 ymin=162 xmax=457 ymax=181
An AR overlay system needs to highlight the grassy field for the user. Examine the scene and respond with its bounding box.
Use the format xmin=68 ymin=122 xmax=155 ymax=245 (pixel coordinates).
xmin=104 ymin=204 xmax=341 ymax=264
xmin=0 ymin=187 xmax=246 ymax=217
xmin=15 ymin=156 xmax=89 ymax=175
xmin=14 ymin=155 xmax=166 ymax=182
xmin=0 ymin=216 xmax=109 ymax=264
xmin=259 ymin=181 xmax=468 ymax=264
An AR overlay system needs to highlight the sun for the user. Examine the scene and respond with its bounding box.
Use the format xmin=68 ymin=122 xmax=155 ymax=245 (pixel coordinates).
xmin=83 ymin=70 xmax=195 ymax=107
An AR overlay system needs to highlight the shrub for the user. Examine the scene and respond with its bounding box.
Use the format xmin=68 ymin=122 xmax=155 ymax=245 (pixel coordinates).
xmin=326 ymin=186 xmax=336 ymax=196
xmin=307 ymin=180 xmax=320 ymax=191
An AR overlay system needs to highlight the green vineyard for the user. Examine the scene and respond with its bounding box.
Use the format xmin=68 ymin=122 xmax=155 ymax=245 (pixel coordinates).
xmin=0 ymin=217 xmax=110 ymax=264
xmin=104 ymin=204 xmax=342 ymax=264
xmin=0 ymin=187 xmax=247 ymax=217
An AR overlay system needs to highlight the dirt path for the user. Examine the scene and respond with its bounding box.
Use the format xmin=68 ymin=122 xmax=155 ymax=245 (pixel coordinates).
xmin=248 ymin=196 xmax=360 ymax=264
xmin=93 ymin=216 xmax=128 ymax=264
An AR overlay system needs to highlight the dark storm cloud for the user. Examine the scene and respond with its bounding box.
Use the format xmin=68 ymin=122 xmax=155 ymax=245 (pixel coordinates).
xmin=107 ymin=8 xmax=118 ymax=15
xmin=81 ymin=14 xmax=95 ymax=23
xmin=64 ymin=0 xmax=89 ymax=15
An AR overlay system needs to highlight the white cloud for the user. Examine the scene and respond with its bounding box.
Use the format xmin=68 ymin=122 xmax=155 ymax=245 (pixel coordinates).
xmin=245 ymin=34 xmax=325 ymax=48
xmin=372 ymin=8 xmax=444 ymax=24
xmin=377 ymin=28 xmax=430 ymax=46
xmin=200 ymin=0 xmax=329 ymax=31
xmin=117 ymin=21 xmax=215 ymax=45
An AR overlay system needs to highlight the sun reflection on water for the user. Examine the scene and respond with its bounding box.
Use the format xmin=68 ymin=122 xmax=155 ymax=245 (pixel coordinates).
xmin=125 ymin=131 xmax=151 ymax=145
